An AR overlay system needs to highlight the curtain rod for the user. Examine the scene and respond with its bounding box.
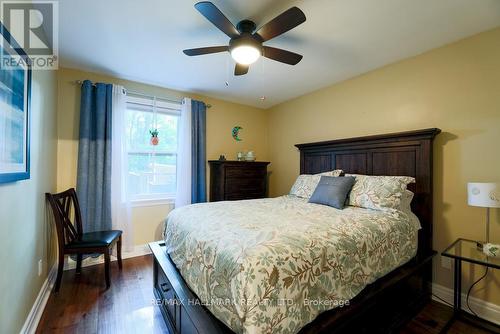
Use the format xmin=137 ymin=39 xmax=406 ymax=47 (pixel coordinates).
xmin=73 ymin=80 xmax=211 ymax=108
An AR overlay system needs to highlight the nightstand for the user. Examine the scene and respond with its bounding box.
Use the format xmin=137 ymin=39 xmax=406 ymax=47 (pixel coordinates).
xmin=440 ymin=238 xmax=500 ymax=333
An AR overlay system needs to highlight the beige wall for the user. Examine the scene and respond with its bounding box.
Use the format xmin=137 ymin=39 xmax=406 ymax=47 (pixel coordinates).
xmin=56 ymin=67 xmax=269 ymax=245
xmin=267 ymin=28 xmax=500 ymax=305
xmin=0 ymin=70 xmax=58 ymax=333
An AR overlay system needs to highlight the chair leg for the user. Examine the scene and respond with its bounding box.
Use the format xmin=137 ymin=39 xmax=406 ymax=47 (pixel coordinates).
xmin=117 ymin=235 xmax=123 ymax=270
xmin=104 ymin=250 xmax=111 ymax=289
xmin=76 ymin=254 xmax=83 ymax=274
xmin=54 ymin=252 xmax=64 ymax=292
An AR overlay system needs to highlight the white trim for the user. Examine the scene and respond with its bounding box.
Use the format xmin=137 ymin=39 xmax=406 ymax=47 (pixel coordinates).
xmin=127 ymin=150 xmax=177 ymax=155
xmin=131 ymin=198 xmax=174 ymax=207
xmin=432 ymin=283 xmax=500 ymax=325
xmin=63 ymin=243 xmax=152 ymax=271
xmin=126 ymin=94 xmax=181 ymax=112
xmin=20 ymin=264 xmax=57 ymax=334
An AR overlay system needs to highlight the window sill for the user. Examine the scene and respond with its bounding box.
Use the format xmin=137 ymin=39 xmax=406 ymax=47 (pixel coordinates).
xmin=131 ymin=198 xmax=175 ymax=208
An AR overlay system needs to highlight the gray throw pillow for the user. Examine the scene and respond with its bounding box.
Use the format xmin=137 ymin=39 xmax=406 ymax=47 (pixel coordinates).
xmin=308 ymin=176 xmax=355 ymax=209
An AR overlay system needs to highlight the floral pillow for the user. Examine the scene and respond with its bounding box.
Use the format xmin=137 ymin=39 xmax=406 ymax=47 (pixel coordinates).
xmin=289 ymin=170 xmax=343 ymax=199
xmin=347 ymin=174 xmax=415 ymax=211
xmin=290 ymin=175 xmax=322 ymax=199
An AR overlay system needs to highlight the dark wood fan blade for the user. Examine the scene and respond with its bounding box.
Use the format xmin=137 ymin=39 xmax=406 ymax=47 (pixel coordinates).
xmin=195 ymin=2 xmax=239 ymax=38
xmin=255 ymin=7 xmax=306 ymax=42
xmin=263 ymin=46 xmax=303 ymax=65
xmin=183 ymin=46 xmax=228 ymax=56
xmin=234 ymin=63 xmax=249 ymax=76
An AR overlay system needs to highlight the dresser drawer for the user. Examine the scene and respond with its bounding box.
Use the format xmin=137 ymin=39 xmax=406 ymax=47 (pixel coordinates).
xmin=225 ymin=191 xmax=265 ymax=201
xmin=157 ymin=269 xmax=173 ymax=299
xmin=225 ymin=177 xmax=265 ymax=194
xmin=179 ymin=306 xmax=199 ymax=334
xmin=155 ymin=261 xmax=201 ymax=334
xmin=156 ymin=266 xmax=176 ymax=325
xmin=225 ymin=166 xmax=266 ymax=178
xmin=151 ymin=242 xmax=234 ymax=334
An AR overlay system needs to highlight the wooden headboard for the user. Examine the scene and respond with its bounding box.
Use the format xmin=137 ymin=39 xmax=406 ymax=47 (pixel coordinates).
xmin=295 ymin=128 xmax=441 ymax=256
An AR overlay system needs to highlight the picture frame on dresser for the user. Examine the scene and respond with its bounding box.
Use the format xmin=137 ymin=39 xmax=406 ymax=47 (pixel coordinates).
xmin=0 ymin=23 xmax=32 ymax=184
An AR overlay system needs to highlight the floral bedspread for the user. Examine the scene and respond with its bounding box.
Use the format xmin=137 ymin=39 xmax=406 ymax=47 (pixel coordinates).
xmin=164 ymin=196 xmax=420 ymax=334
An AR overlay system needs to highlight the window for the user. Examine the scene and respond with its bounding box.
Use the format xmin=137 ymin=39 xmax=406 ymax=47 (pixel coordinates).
xmin=125 ymin=93 xmax=180 ymax=202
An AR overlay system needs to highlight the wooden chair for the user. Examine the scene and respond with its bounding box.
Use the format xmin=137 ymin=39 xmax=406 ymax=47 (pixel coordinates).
xmin=46 ymin=188 xmax=122 ymax=292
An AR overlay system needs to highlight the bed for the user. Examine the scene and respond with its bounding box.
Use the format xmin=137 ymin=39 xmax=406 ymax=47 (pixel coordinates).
xmin=150 ymin=128 xmax=441 ymax=334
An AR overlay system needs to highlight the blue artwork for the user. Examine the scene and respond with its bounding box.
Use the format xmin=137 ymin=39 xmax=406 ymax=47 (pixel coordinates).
xmin=0 ymin=23 xmax=31 ymax=183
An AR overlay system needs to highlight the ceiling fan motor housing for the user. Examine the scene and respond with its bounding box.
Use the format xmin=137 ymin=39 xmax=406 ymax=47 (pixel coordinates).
xmin=236 ymin=20 xmax=257 ymax=34
xmin=229 ymin=33 xmax=263 ymax=54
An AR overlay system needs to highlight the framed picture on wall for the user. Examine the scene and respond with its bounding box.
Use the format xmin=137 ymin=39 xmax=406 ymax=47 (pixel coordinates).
xmin=0 ymin=23 xmax=31 ymax=183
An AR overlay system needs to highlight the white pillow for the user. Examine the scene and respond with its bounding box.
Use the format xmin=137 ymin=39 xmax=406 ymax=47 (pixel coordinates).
xmin=289 ymin=170 xmax=343 ymax=199
xmin=347 ymin=174 xmax=415 ymax=211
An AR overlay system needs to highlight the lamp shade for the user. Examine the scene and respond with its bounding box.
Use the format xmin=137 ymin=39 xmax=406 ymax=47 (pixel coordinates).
xmin=467 ymin=183 xmax=500 ymax=208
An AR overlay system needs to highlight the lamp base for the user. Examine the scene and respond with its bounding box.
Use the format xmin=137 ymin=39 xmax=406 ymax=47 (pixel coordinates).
xmin=475 ymin=207 xmax=491 ymax=251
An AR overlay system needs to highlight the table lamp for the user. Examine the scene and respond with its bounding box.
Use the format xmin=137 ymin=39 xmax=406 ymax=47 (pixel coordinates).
xmin=467 ymin=182 xmax=500 ymax=248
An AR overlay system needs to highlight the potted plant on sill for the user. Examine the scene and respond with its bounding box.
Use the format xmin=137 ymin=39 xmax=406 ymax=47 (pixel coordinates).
xmin=150 ymin=129 xmax=159 ymax=146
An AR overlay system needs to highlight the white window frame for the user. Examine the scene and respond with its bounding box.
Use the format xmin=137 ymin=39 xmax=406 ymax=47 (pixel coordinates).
xmin=125 ymin=93 xmax=181 ymax=205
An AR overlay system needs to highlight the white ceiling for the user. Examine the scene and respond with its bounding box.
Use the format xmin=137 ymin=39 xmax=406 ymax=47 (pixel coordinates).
xmin=59 ymin=0 xmax=500 ymax=108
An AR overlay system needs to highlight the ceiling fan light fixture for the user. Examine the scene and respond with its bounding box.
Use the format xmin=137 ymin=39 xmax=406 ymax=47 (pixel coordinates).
xmin=230 ymin=45 xmax=261 ymax=65
xmin=184 ymin=2 xmax=306 ymax=75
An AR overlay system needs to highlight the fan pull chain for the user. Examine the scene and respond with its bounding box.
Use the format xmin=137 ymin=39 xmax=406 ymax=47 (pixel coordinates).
xmin=225 ymin=55 xmax=230 ymax=87
xmin=260 ymin=57 xmax=266 ymax=102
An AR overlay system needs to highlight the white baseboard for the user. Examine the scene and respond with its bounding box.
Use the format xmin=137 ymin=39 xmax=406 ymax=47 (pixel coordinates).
xmin=64 ymin=243 xmax=151 ymax=271
xmin=432 ymin=283 xmax=500 ymax=325
xmin=20 ymin=264 xmax=57 ymax=334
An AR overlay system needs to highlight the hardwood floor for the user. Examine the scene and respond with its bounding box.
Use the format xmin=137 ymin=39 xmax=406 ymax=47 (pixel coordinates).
xmin=37 ymin=255 xmax=168 ymax=334
xmin=37 ymin=255 xmax=493 ymax=334
xmin=401 ymin=301 xmax=495 ymax=334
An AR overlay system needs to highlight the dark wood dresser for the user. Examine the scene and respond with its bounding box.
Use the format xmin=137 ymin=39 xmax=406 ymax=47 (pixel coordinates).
xmin=208 ymin=160 xmax=270 ymax=202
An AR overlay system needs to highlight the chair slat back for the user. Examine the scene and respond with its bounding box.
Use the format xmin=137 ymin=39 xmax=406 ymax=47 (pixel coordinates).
xmin=46 ymin=188 xmax=84 ymax=246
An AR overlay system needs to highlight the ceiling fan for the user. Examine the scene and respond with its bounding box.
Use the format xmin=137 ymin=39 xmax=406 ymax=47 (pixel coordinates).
xmin=183 ymin=1 xmax=306 ymax=76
